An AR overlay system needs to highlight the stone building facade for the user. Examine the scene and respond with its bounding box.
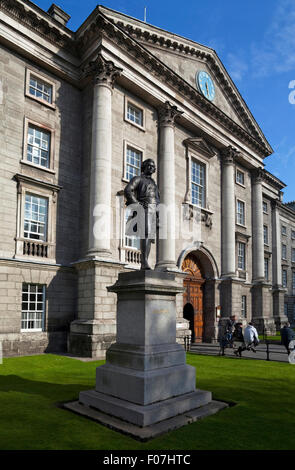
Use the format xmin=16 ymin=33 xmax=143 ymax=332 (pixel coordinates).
xmin=0 ymin=0 xmax=294 ymax=357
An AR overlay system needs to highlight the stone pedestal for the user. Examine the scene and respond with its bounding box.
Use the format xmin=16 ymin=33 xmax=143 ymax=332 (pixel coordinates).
xmin=78 ymin=270 xmax=213 ymax=427
xmin=273 ymin=287 xmax=288 ymax=330
xmin=252 ymin=282 xmax=276 ymax=335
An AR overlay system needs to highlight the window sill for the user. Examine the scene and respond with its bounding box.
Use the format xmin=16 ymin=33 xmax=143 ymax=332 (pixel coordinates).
xmin=20 ymin=160 xmax=56 ymax=174
xmin=124 ymin=117 xmax=145 ymax=132
xmin=21 ymin=329 xmax=44 ymax=333
xmin=25 ymin=92 xmax=56 ymax=110
xmin=236 ymin=223 xmax=247 ymax=229
xmin=235 ymin=181 xmax=246 ymax=188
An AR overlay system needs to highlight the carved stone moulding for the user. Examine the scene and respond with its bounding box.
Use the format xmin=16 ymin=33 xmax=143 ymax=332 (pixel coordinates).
xmin=221 ymin=145 xmax=240 ymax=164
xmin=157 ymin=101 xmax=183 ymax=126
xmin=84 ymin=53 xmax=123 ymax=87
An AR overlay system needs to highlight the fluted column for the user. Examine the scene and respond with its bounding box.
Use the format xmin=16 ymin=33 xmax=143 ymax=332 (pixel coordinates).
xmin=252 ymin=168 xmax=265 ymax=282
xmin=221 ymin=146 xmax=238 ymax=277
xmin=156 ymin=101 xmax=183 ymax=271
xmin=85 ymin=55 xmax=122 ymax=258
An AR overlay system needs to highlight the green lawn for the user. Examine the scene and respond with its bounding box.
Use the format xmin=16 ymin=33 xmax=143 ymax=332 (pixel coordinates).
xmin=0 ymin=353 xmax=295 ymax=450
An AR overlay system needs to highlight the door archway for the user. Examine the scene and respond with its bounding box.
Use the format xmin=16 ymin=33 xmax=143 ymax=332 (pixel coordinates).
xmin=182 ymin=254 xmax=205 ymax=343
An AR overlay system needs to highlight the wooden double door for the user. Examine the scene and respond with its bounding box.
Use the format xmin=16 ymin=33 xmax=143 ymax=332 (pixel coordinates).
xmin=182 ymin=255 xmax=205 ymax=343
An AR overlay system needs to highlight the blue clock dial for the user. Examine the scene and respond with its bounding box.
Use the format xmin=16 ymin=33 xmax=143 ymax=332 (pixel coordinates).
xmin=197 ymin=71 xmax=215 ymax=101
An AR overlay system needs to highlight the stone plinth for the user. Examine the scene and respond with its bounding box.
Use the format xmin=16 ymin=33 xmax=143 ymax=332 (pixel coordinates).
xmin=79 ymin=270 xmax=212 ymax=427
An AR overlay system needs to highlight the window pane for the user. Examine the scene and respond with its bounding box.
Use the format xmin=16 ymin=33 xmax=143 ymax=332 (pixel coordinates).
xmin=26 ymin=125 xmax=50 ymax=168
xmin=125 ymin=146 xmax=142 ymax=181
xmin=28 ymin=75 xmax=53 ymax=104
xmin=24 ymin=194 xmax=48 ymax=241
xmin=21 ymin=283 xmax=45 ymax=331
xmin=191 ymin=161 xmax=205 ymax=207
xmin=127 ymin=103 xmax=143 ymax=126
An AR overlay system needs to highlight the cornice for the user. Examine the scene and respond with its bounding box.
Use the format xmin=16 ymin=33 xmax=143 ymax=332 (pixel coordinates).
xmin=14 ymin=173 xmax=62 ymax=192
xmin=0 ymin=0 xmax=75 ymax=51
xmin=261 ymin=169 xmax=286 ymax=191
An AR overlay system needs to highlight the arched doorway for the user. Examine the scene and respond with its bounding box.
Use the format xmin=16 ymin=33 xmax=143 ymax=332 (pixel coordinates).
xmin=182 ymin=254 xmax=205 ymax=343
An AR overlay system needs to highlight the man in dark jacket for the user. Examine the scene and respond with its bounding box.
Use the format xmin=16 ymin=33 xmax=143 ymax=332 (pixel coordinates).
xmin=280 ymin=322 xmax=295 ymax=355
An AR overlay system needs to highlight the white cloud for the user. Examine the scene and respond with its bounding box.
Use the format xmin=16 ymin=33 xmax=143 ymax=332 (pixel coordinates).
xmin=226 ymin=53 xmax=248 ymax=81
xmin=251 ymin=0 xmax=295 ymax=76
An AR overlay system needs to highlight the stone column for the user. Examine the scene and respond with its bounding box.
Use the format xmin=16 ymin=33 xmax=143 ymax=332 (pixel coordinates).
xmin=252 ymin=168 xmax=265 ymax=282
xmin=221 ymin=146 xmax=238 ymax=278
xmin=156 ymin=101 xmax=183 ymax=271
xmin=86 ymin=55 xmax=122 ymax=259
xmin=271 ymin=200 xmax=282 ymax=288
xmin=271 ymin=199 xmax=288 ymax=329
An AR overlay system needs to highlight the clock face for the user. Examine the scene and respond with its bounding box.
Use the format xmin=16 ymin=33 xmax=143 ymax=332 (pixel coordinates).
xmin=197 ymin=71 xmax=215 ymax=101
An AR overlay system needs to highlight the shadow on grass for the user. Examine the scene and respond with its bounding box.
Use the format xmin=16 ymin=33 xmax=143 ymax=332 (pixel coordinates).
xmin=0 ymin=374 xmax=89 ymax=401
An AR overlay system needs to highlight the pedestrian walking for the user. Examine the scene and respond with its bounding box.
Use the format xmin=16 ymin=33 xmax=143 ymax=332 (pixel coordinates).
xmin=233 ymin=322 xmax=244 ymax=357
xmin=243 ymin=322 xmax=259 ymax=353
xmin=280 ymin=322 xmax=295 ymax=355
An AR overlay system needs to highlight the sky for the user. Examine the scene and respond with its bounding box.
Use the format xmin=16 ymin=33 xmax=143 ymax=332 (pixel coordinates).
xmin=31 ymin=0 xmax=295 ymax=202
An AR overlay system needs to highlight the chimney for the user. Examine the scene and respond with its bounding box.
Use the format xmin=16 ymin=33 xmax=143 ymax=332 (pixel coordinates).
xmin=47 ymin=4 xmax=71 ymax=26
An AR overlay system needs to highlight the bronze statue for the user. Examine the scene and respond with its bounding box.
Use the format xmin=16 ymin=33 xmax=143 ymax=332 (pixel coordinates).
xmin=124 ymin=159 xmax=160 ymax=270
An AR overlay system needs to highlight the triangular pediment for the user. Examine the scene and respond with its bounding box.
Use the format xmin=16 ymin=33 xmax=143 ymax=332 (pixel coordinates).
xmin=98 ymin=6 xmax=272 ymax=155
xmin=184 ymin=137 xmax=216 ymax=159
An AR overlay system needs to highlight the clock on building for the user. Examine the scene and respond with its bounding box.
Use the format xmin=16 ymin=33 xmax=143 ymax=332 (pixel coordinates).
xmin=196 ymin=71 xmax=215 ymax=101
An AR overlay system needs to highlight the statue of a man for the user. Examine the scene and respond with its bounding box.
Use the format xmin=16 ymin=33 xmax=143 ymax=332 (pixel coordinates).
xmin=124 ymin=159 xmax=160 ymax=270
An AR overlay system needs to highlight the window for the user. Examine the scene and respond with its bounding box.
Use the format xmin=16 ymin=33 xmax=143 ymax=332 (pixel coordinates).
xmin=292 ymin=248 xmax=295 ymax=263
xmin=238 ymin=242 xmax=246 ymax=270
xmin=264 ymin=258 xmax=269 ymax=281
xmin=293 ymin=271 xmax=295 ymax=294
xmin=263 ymin=201 xmax=268 ymax=214
xmin=236 ymin=169 xmax=245 ymax=186
xmin=282 ymin=244 xmax=287 ymax=260
xmin=293 ymin=303 xmax=295 ymax=321
xmin=127 ymin=102 xmax=143 ymax=126
xmin=21 ymin=283 xmax=45 ymax=331
xmin=292 ymin=230 xmax=295 ymax=240
xmin=124 ymin=145 xmax=142 ymax=181
xmin=264 ymin=225 xmax=269 ymax=245
xmin=124 ymin=97 xmax=145 ymax=130
xmin=191 ymin=160 xmax=206 ymax=207
xmin=29 ymin=75 xmax=52 ymax=103
xmin=282 ymin=269 xmax=287 ymax=287
xmin=27 ymin=124 xmax=51 ymax=168
xmin=282 ymin=225 xmax=287 ymax=236
xmin=124 ymin=207 xmax=140 ymax=250
xmin=25 ymin=69 xmax=55 ymax=108
xmin=241 ymin=295 xmax=247 ymax=318
xmin=24 ymin=194 xmax=48 ymax=241
xmin=236 ymin=200 xmax=245 ymax=225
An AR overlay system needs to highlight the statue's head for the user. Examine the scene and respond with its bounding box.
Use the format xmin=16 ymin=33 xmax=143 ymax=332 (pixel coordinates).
xmin=141 ymin=159 xmax=156 ymax=176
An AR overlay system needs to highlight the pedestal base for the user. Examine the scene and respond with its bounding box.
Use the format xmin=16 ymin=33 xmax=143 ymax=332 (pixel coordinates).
xmin=79 ymin=388 xmax=212 ymax=427
xmin=65 ymin=398 xmax=228 ymax=441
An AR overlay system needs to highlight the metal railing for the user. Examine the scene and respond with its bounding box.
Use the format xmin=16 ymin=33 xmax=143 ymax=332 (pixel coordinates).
xmin=183 ymin=335 xmax=191 ymax=352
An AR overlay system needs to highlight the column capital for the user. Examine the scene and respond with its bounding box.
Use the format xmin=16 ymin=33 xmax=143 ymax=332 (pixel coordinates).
xmin=251 ymin=167 xmax=264 ymax=184
xmin=84 ymin=54 xmax=123 ymax=88
xmin=158 ymin=101 xmax=183 ymax=127
xmin=221 ymin=145 xmax=240 ymax=164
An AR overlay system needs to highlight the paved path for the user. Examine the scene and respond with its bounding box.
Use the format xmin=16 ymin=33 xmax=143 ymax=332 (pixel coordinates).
xmin=189 ymin=342 xmax=292 ymax=363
